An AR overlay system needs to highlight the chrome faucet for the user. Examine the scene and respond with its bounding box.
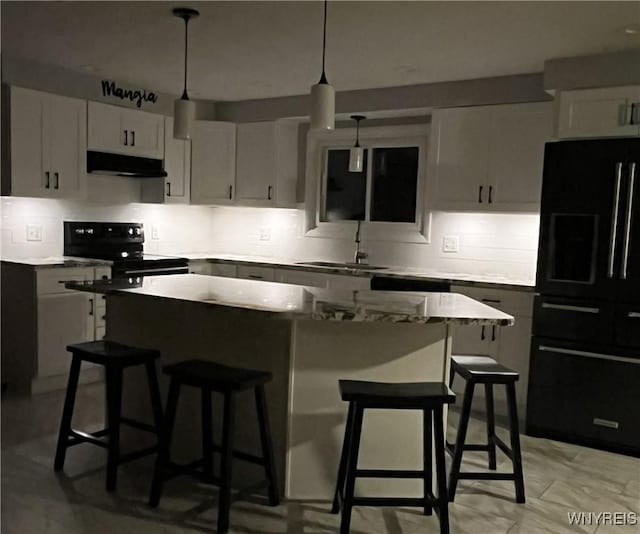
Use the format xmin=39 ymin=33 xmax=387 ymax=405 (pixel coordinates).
xmin=354 ymin=220 xmax=368 ymax=264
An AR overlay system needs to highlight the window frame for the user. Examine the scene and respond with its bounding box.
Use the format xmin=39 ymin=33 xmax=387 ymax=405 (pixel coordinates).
xmin=304 ymin=124 xmax=431 ymax=243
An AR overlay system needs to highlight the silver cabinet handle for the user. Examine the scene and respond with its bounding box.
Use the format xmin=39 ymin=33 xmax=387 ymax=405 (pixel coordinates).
xmin=538 ymin=345 xmax=640 ymax=365
xmin=630 ymin=103 xmax=637 ymax=125
xmin=268 ymin=185 xmax=273 ymax=200
xmin=488 ymin=185 xmax=493 ymax=204
xmin=593 ymin=418 xmax=619 ymax=430
xmin=628 ymin=311 xmax=640 ymax=318
xmin=131 ymin=130 xmax=135 ymax=147
xmin=54 ymin=172 xmax=59 ymax=190
xmin=621 ymin=162 xmax=636 ymax=280
xmin=491 ymin=325 xmax=496 ymax=341
xmin=228 ymin=185 xmax=233 ymax=200
xmin=478 ymin=185 xmax=483 ymax=203
xmin=481 ymin=298 xmax=502 ymax=304
xmin=45 ymin=171 xmax=50 ymax=189
xmin=248 ymin=274 xmax=264 ymax=280
xmin=480 ymin=325 xmax=485 ymax=340
xmin=541 ymin=302 xmax=600 ymax=314
xmin=89 ymin=298 xmax=94 ymax=316
xmin=124 ymin=130 xmax=128 ymax=146
xmin=608 ymin=162 xmax=623 ymax=278
xmin=166 ymin=182 xmax=171 ymax=197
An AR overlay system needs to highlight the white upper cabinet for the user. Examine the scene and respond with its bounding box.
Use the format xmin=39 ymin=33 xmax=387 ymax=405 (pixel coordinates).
xmin=5 ymin=86 xmax=86 ymax=199
xmin=557 ymin=86 xmax=640 ymax=139
xmin=429 ymin=102 xmax=551 ymax=212
xmin=87 ymin=101 xmax=164 ymax=159
xmin=235 ymin=120 xmax=299 ymax=207
xmin=190 ymin=120 xmax=237 ymax=205
xmin=163 ymin=117 xmax=190 ymax=203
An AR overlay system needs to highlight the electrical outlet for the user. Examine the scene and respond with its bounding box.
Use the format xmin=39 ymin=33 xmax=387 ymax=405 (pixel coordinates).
xmin=26 ymin=224 xmax=42 ymax=242
xmin=151 ymin=225 xmax=160 ymax=240
xmin=259 ymin=227 xmax=271 ymax=241
xmin=442 ymin=235 xmax=459 ymax=253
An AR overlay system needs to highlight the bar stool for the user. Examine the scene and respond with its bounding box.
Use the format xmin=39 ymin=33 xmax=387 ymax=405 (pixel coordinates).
xmin=54 ymin=340 xmax=163 ymax=492
xmin=332 ymin=380 xmax=455 ymax=534
xmin=447 ymin=355 xmax=525 ymax=503
xmin=149 ymin=359 xmax=280 ymax=534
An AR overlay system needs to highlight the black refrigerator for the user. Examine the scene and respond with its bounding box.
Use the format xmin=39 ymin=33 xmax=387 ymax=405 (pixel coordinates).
xmin=527 ymin=138 xmax=640 ymax=457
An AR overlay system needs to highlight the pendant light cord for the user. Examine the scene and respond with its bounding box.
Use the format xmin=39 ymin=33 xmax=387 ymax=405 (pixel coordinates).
xmin=182 ymin=17 xmax=189 ymax=100
xmin=319 ymin=0 xmax=328 ymax=84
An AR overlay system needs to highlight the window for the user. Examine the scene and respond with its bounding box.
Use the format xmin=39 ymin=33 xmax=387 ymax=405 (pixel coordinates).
xmin=321 ymin=145 xmax=420 ymax=224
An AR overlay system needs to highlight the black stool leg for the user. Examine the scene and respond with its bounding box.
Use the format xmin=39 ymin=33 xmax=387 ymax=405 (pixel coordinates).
xmin=485 ymin=383 xmax=497 ymax=470
xmin=448 ymin=380 xmax=475 ymax=502
xmin=145 ymin=360 xmax=164 ymax=446
xmin=106 ymin=366 xmax=123 ymax=492
xmin=433 ymin=405 xmax=450 ymax=534
xmin=149 ymin=377 xmax=181 ymax=507
xmin=54 ymin=355 xmax=82 ymax=472
xmin=423 ymin=408 xmax=433 ymax=516
xmin=201 ymin=388 xmax=214 ymax=481
xmin=448 ymin=365 xmax=455 ymax=388
xmin=340 ymin=404 xmax=364 ymax=534
xmin=255 ymin=384 xmax=280 ymax=506
xmin=506 ymin=382 xmax=526 ymax=503
xmin=218 ymin=391 xmax=236 ymax=534
xmin=332 ymin=401 xmax=355 ymax=514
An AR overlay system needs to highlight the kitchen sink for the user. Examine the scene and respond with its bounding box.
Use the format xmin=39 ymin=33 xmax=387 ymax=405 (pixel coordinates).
xmin=295 ymin=261 xmax=388 ymax=270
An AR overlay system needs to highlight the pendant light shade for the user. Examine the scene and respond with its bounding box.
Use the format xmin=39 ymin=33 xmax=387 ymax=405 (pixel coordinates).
xmin=310 ymin=0 xmax=335 ymax=130
xmin=173 ymin=7 xmax=199 ymax=140
xmin=349 ymin=115 xmax=366 ymax=172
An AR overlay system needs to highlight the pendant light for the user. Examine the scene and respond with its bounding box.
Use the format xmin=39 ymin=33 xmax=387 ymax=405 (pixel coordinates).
xmin=173 ymin=7 xmax=199 ymax=140
xmin=310 ymin=0 xmax=335 ymax=130
xmin=349 ymin=115 xmax=366 ymax=172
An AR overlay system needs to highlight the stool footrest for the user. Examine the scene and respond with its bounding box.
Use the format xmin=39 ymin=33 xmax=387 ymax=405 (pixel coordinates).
xmin=494 ymin=436 xmax=513 ymax=460
xmin=118 ymin=445 xmax=159 ymax=465
xmin=355 ymin=469 xmax=425 ymax=479
xmin=457 ymin=472 xmax=516 ymax=481
xmin=119 ymin=417 xmax=157 ymax=433
xmin=352 ymin=497 xmax=433 ymax=507
xmin=68 ymin=429 xmax=109 ymax=448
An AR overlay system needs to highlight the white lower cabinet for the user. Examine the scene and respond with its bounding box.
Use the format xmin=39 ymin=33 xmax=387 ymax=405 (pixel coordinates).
xmin=1 ymin=263 xmax=110 ymax=394
xmin=450 ymin=285 xmax=533 ymax=419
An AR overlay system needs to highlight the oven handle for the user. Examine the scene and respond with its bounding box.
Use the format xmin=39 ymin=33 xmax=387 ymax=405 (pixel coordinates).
xmin=119 ymin=266 xmax=188 ymax=275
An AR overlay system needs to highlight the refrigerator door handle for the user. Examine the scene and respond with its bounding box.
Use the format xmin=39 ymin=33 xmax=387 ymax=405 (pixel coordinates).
xmin=621 ymin=162 xmax=636 ymax=280
xmin=608 ymin=162 xmax=623 ymax=278
xmin=538 ymin=345 xmax=640 ymax=365
xmin=627 ymin=311 xmax=640 ymax=318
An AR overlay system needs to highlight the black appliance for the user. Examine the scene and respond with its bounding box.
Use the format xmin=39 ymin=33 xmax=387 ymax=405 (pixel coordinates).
xmin=64 ymin=221 xmax=188 ymax=279
xmin=527 ymin=138 xmax=640 ymax=456
xmin=86 ymin=151 xmax=168 ymax=178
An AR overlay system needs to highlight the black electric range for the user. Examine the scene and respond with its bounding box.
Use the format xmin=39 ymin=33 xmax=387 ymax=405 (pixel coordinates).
xmin=64 ymin=221 xmax=188 ymax=279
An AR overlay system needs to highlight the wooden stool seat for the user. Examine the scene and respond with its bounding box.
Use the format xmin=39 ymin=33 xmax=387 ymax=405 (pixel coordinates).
xmin=333 ymin=380 xmax=455 ymax=534
xmin=54 ymin=340 xmax=163 ymax=493
xmin=163 ymin=359 xmax=272 ymax=390
xmin=149 ymin=359 xmax=279 ymax=534
xmin=447 ymin=354 xmax=525 ymax=504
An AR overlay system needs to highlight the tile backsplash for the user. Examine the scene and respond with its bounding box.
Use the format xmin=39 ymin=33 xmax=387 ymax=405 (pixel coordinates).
xmin=1 ymin=197 xmax=539 ymax=283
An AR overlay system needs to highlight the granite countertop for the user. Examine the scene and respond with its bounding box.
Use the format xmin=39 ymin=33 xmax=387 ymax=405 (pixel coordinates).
xmin=1 ymin=256 xmax=113 ymax=268
xmin=179 ymin=252 xmax=535 ymax=291
xmin=65 ymin=273 xmax=514 ymax=325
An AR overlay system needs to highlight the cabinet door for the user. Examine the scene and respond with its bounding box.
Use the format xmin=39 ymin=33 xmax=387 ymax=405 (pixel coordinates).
xmin=488 ymin=103 xmax=551 ymax=210
xmin=190 ymin=121 xmax=237 ymax=204
xmin=49 ymin=93 xmax=86 ymax=198
xmin=37 ymin=293 xmax=94 ymax=377
xmin=495 ymin=316 xmax=532 ymax=409
xmin=431 ymin=107 xmax=491 ymax=209
xmin=557 ymin=86 xmax=640 ymax=139
xmin=122 ymin=108 xmax=164 ymax=159
xmin=9 ymin=87 xmax=48 ymax=197
xmin=164 ymin=117 xmax=190 ymax=203
xmin=235 ymin=122 xmax=276 ymax=205
xmin=87 ymin=101 xmax=125 ymax=153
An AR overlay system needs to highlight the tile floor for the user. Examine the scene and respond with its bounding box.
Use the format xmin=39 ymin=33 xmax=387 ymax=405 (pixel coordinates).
xmin=2 ymin=382 xmax=638 ymax=533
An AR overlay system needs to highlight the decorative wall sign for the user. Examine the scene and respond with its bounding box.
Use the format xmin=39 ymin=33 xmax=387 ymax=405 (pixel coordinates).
xmin=101 ymin=80 xmax=158 ymax=108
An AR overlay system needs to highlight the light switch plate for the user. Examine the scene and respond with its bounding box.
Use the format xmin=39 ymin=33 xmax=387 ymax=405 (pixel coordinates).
xmin=151 ymin=225 xmax=160 ymax=240
xmin=442 ymin=235 xmax=459 ymax=253
xmin=26 ymin=224 xmax=43 ymax=242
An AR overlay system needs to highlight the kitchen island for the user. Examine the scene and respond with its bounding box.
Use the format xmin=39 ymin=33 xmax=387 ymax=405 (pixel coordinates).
xmin=67 ymin=274 xmax=513 ymax=500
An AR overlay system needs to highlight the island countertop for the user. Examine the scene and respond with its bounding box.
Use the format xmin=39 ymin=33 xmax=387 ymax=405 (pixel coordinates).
xmin=66 ymin=273 xmax=513 ymax=325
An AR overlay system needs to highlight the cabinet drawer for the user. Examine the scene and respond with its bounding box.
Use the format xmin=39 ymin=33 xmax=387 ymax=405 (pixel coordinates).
xmin=451 ymin=285 xmax=533 ymax=317
xmin=37 ymin=268 xmax=95 ymax=295
xmin=532 ymin=296 xmax=614 ymax=344
xmin=236 ymin=265 xmax=275 ymax=282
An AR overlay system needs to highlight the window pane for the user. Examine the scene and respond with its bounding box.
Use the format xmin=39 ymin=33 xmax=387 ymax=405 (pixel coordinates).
xmin=371 ymin=147 xmax=418 ymax=223
xmin=324 ymin=149 xmax=367 ymax=221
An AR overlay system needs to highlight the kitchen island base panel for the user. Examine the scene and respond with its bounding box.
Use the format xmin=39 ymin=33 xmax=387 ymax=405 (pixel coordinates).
xmin=106 ymin=291 xmax=453 ymax=500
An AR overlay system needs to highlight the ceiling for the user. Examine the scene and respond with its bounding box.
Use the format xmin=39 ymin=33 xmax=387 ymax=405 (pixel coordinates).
xmin=2 ymin=1 xmax=639 ymax=102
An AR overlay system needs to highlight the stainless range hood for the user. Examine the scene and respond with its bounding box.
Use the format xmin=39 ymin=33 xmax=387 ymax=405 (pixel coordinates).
xmin=87 ymin=151 xmax=168 ymax=178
